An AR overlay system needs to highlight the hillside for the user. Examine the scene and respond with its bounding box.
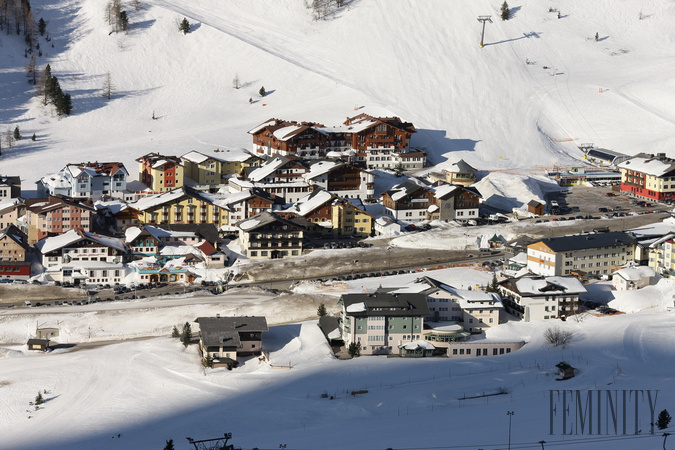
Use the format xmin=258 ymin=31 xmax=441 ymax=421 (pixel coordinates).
xmin=2 ymin=0 xmax=675 ymax=193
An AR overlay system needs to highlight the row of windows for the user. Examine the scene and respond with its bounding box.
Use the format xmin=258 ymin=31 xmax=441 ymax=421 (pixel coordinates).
xmin=452 ymin=347 xmax=511 ymax=356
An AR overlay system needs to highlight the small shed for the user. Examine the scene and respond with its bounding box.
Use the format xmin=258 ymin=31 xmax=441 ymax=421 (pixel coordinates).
xmin=527 ymin=200 xmax=544 ymax=216
xmin=555 ymin=361 xmax=575 ymax=379
xmin=27 ymin=338 xmax=50 ymax=351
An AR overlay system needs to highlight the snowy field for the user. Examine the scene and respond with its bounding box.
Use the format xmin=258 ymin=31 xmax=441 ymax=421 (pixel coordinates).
xmin=2 ymin=266 xmax=675 ymax=449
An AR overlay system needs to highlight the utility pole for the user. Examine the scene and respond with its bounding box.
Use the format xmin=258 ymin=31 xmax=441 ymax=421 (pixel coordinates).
xmin=477 ymin=15 xmax=492 ymax=48
xmin=507 ymin=411 xmax=515 ymax=450
xmin=538 ymin=440 xmax=546 ymax=450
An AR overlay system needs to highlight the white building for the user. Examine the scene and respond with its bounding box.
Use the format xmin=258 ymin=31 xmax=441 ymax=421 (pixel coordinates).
xmin=498 ymin=274 xmax=587 ymax=321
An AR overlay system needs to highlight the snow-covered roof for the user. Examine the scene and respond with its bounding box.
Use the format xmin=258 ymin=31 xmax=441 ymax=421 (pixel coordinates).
xmin=129 ymin=188 xmax=187 ymax=211
xmin=94 ymin=199 xmax=127 ymax=214
xmin=40 ymin=173 xmax=70 ymax=189
xmin=617 ymin=153 xmax=675 ymax=177
xmin=36 ymin=230 xmax=126 ymax=254
xmin=181 ymin=151 xmax=217 ymax=164
xmin=304 ymin=160 xmax=342 ymax=180
xmin=512 ymin=276 xmax=587 ymax=296
xmin=346 ymin=302 xmax=366 ymax=312
xmin=238 ymin=218 xmax=261 ymax=231
xmin=273 ymin=125 xmax=303 ymax=141
xmin=433 ymin=184 xmax=459 ymax=199
xmin=613 ymin=266 xmax=655 ymax=281
xmin=124 ymin=226 xmax=143 ymax=243
xmin=160 ymin=245 xmax=200 ymax=256
xmin=247 ymin=156 xmax=293 ymax=182
xmin=247 ymin=119 xmax=278 ymax=135
xmin=280 ymin=189 xmax=334 ymax=216
xmin=144 ymin=225 xmax=197 ymax=239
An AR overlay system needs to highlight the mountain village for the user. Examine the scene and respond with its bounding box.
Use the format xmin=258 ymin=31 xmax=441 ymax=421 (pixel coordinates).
xmin=3 ymin=112 xmax=675 ymax=366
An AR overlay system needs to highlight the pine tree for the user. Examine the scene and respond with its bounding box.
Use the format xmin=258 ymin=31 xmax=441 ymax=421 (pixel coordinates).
xmin=13 ymin=126 xmax=20 ymax=140
xmin=38 ymin=17 xmax=46 ymax=35
xmin=595 ymin=32 xmax=599 ymax=42
xmin=486 ymin=273 xmax=499 ymax=292
xmin=317 ymin=303 xmax=327 ymax=317
xmin=259 ymin=86 xmax=266 ymax=97
xmin=201 ymin=354 xmax=213 ymax=368
xmin=657 ymin=409 xmax=672 ymax=430
xmin=394 ymin=163 xmax=405 ymax=177
xmin=181 ymin=322 xmax=192 ymax=347
xmin=61 ymin=93 xmax=73 ymax=116
xmin=348 ymin=341 xmax=361 ymax=358
xmin=35 ymin=391 xmax=43 ymax=405
xmin=31 ymin=133 xmax=36 ymax=141
xmin=163 ymin=439 xmax=175 ymax=450
xmin=118 ymin=10 xmax=128 ymax=31
xmin=36 ymin=64 xmax=52 ymax=106
xmin=500 ymin=1 xmax=510 ymax=20
xmin=179 ymin=18 xmax=190 ymax=34
xmin=248 ymin=97 xmax=253 ymax=104
xmin=171 ymin=325 xmax=179 ymax=338
xmin=232 ymin=73 xmax=240 ymax=89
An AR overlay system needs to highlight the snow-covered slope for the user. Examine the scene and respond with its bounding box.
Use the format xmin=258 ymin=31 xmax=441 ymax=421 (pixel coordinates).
xmin=2 ymin=0 xmax=675 ymax=192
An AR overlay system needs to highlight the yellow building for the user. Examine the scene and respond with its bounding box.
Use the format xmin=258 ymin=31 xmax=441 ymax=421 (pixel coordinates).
xmin=136 ymin=153 xmax=184 ymax=193
xmin=130 ymin=187 xmax=229 ymax=229
xmin=331 ymin=199 xmax=373 ymax=237
xmin=181 ymin=150 xmax=263 ymax=186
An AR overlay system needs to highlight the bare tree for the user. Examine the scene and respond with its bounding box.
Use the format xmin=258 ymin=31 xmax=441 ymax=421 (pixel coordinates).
xmin=4 ymin=127 xmax=15 ymax=149
xmin=132 ymin=0 xmax=142 ymax=11
xmin=101 ymin=72 xmax=115 ymax=100
xmin=232 ymin=73 xmax=240 ymax=89
xmin=25 ymin=53 xmax=38 ymax=85
xmin=544 ymin=327 xmax=573 ymax=348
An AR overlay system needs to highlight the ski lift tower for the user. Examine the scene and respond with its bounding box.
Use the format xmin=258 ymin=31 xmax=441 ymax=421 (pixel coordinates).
xmin=186 ymin=433 xmax=237 ymax=450
xmin=477 ymin=16 xmax=492 ymax=48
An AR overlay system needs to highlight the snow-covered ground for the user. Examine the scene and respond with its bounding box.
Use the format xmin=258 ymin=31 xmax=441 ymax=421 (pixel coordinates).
xmin=2 ymin=0 xmax=675 ymax=198
xmin=2 ymin=266 xmax=675 ymax=449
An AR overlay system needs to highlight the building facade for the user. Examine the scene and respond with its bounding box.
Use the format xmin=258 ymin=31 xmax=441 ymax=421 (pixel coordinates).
xmin=136 ymin=153 xmax=184 ymax=193
xmin=498 ymin=275 xmax=586 ymax=321
xmin=339 ymin=292 xmax=429 ymax=355
xmin=618 ymin=153 xmax=675 ymax=201
xmin=527 ymin=232 xmax=637 ymax=277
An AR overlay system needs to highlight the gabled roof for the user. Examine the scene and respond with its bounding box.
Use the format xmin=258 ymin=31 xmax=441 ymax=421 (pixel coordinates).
xmin=235 ymin=211 xmax=308 ymax=232
xmin=196 ymin=316 xmax=268 ymax=348
xmin=340 ymin=292 xmax=429 ymax=317
xmin=279 ymin=189 xmax=335 ymax=217
xmin=383 ymin=181 xmax=431 ymax=202
xmin=0 ymin=225 xmax=29 ymax=251
xmin=343 ymin=113 xmax=417 ymax=135
xmin=247 ymin=155 xmax=307 ymax=182
xmin=36 ymin=229 xmax=127 ymax=254
xmin=617 ymin=153 xmax=675 ymax=177
xmin=25 ymin=196 xmax=96 ymax=214
xmin=613 ymin=266 xmax=655 ymax=281
xmin=500 ymin=275 xmax=587 ymax=297
xmin=136 ymin=152 xmax=182 ymax=168
xmin=64 ymin=162 xmax=128 ymax=178
xmin=531 ymin=231 xmax=637 ymax=252
xmin=0 ymin=197 xmax=22 ymax=214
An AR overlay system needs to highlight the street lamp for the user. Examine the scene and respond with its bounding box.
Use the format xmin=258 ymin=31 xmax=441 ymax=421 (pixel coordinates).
xmin=507 ymin=411 xmax=515 ymax=450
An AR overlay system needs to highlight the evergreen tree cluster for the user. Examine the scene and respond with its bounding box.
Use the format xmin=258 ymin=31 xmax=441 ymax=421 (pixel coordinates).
xmin=181 ymin=322 xmax=192 ymax=347
xmin=179 ymin=17 xmax=190 ymax=34
xmin=500 ymin=1 xmax=510 ymax=20
xmin=36 ymin=64 xmax=72 ymax=116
